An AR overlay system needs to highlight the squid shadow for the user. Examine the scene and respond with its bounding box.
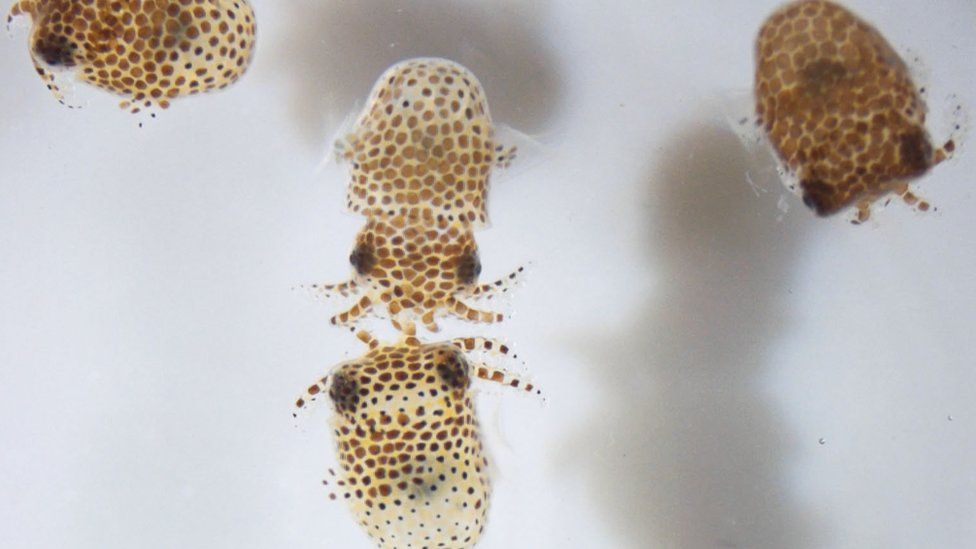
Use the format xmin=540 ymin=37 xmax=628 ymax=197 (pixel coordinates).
xmin=564 ymin=118 xmax=824 ymax=548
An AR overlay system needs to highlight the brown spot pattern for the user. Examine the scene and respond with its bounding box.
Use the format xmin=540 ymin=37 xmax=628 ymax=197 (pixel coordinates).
xmin=295 ymin=331 xmax=540 ymax=549
xmin=320 ymin=214 xmax=517 ymax=333
xmin=299 ymin=59 xmax=540 ymax=548
xmin=754 ymin=0 xmax=949 ymax=219
xmin=9 ymin=0 xmax=256 ymax=113
xmin=339 ymin=58 xmax=517 ymax=230
xmin=330 ymin=342 xmax=487 ymax=548
xmin=301 ymin=337 xmax=538 ymax=549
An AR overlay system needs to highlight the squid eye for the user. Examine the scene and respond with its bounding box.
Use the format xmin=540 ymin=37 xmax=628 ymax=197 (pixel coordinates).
xmin=456 ymin=251 xmax=481 ymax=284
xmin=33 ymin=33 xmax=78 ymax=67
xmin=349 ymin=243 xmax=377 ymax=275
xmin=435 ymin=350 xmax=470 ymax=390
xmin=329 ymin=372 xmax=360 ymax=414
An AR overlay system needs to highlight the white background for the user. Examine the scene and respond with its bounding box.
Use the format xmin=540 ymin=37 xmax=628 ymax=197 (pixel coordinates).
xmin=1 ymin=1 xmax=975 ymax=548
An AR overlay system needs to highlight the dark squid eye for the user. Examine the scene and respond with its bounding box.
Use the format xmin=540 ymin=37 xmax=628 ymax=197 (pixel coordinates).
xmin=435 ymin=350 xmax=470 ymax=390
xmin=349 ymin=242 xmax=377 ymax=275
xmin=33 ymin=33 xmax=79 ymax=67
xmin=329 ymin=371 xmax=360 ymax=414
xmin=456 ymin=251 xmax=481 ymax=284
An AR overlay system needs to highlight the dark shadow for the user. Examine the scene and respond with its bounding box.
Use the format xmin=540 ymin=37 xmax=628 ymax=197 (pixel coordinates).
xmin=273 ymin=0 xmax=562 ymax=150
xmin=563 ymin=117 xmax=824 ymax=548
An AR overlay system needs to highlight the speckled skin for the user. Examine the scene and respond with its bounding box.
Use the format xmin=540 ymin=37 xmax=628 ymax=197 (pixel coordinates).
xmin=300 ymin=59 xmax=535 ymax=547
xmin=755 ymin=0 xmax=954 ymax=221
xmin=314 ymin=215 xmax=523 ymax=333
xmin=296 ymin=332 xmax=539 ymax=549
xmin=338 ymin=58 xmax=516 ymax=230
xmin=8 ymin=0 xmax=256 ymax=112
